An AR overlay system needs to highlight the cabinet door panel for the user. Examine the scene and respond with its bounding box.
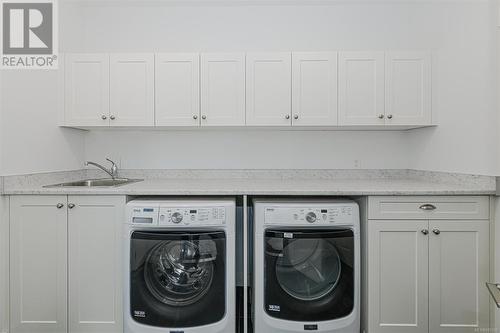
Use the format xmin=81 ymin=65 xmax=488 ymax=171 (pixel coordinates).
xmin=368 ymin=220 xmax=428 ymax=333
xmin=110 ymin=53 xmax=154 ymax=126
xmin=246 ymin=53 xmax=291 ymax=126
xmin=386 ymin=52 xmax=431 ymax=125
xmin=156 ymin=53 xmax=200 ymax=126
xmin=201 ymin=53 xmax=246 ymax=126
xmin=339 ymin=52 xmax=385 ymax=125
xmin=429 ymin=221 xmax=489 ymax=332
xmin=68 ymin=196 xmax=125 ymax=333
xmin=65 ymin=54 xmax=109 ymax=126
xmin=292 ymin=52 xmax=338 ymax=126
xmin=10 ymin=196 xmax=67 ymax=333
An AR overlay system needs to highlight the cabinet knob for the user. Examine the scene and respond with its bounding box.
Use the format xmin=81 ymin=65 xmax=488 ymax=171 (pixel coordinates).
xmin=193 ymin=115 xmax=198 ymax=120
xmin=110 ymin=115 xmax=116 ymax=120
xmin=419 ymin=204 xmax=436 ymax=211
xmin=101 ymin=115 xmax=107 ymax=120
xmin=202 ymin=115 xmax=207 ymax=120
xmin=294 ymin=114 xmax=299 ymax=120
xmin=285 ymin=115 xmax=290 ymax=120
xmin=387 ymin=114 xmax=393 ymax=119
xmin=378 ymin=114 xmax=385 ymax=119
xmin=56 ymin=203 xmax=64 ymax=209
xmin=421 ymin=229 xmax=429 ymax=235
xmin=68 ymin=203 xmax=75 ymax=209
xmin=432 ymin=229 xmax=441 ymax=235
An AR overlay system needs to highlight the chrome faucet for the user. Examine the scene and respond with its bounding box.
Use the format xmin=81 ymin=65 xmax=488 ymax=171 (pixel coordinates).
xmin=85 ymin=158 xmax=118 ymax=179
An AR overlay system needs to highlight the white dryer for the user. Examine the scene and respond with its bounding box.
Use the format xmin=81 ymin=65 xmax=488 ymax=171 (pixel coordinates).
xmin=253 ymin=198 xmax=360 ymax=333
xmin=124 ymin=198 xmax=235 ymax=333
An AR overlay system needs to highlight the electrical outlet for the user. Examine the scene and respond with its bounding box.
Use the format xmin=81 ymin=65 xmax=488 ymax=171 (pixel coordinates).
xmin=354 ymin=160 xmax=361 ymax=168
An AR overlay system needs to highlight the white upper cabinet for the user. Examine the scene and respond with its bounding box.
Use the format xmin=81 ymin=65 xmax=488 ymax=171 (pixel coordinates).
xmin=292 ymin=52 xmax=338 ymax=126
xmin=109 ymin=53 xmax=155 ymax=126
xmin=201 ymin=53 xmax=246 ymax=126
xmin=385 ymin=52 xmax=432 ymax=125
xmin=246 ymin=53 xmax=292 ymax=126
xmin=62 ymin=51 xmax=432 ymax=129
xmin=339 ymin=52 xmax=385 ymax=125
xmin=155 ymin=53 xmax=200 ymax=126
xmin=65 ymin=54 xmax=110 ymax=127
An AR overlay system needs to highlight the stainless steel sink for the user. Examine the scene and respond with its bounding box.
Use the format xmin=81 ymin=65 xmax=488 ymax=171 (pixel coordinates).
xmin=44 ymin=178 xmax=142 ymax=188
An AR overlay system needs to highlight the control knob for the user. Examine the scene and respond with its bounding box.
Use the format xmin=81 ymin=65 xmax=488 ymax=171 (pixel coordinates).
xmin=306 ymin=212 xmax=317 ymax=223
xmin=171 ymin=212 xmax=183 ymax=224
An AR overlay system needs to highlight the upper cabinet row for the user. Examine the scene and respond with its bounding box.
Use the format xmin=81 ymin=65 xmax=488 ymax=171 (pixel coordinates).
xmin=63 ymin=52 xmax=432 ymax=128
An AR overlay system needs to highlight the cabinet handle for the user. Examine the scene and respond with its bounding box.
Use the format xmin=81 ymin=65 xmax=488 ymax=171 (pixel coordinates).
xmin=110 ymin=115 xmax=116 ymax=120
xmin=202 ymin=115 xmax=207 ymax=120
xmin=378 ymin=114 xmax=385 ymax=119
xmin=56 ymin=203 xmax=64 ymax=209
xmin=421 ymin=229 xmax=429 ymax=235
xmin=285 ymin=115 xmax=290 ymax=120
xmin=101 ymin=115 xmax=107 ymax=120
xmin=419 ymin=204 xmax=437 ymax=211
xmin=294 ymin=114 xmax=299 ymax=120
xmin=432 ymin=229 xmax=441 ymax=235
xmin=387 ymin=114 xmax=393 ymax=119
xmin=193 ymin=115 xmax=198 ymax=120
xmin=68 ymin=203 xmax=75 ymax=209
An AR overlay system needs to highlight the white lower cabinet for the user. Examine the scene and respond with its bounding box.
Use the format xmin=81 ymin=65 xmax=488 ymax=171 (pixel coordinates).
xmin=428 ymin=221 xmax=490 ymax=333
xmin=9 ymin=195 xmax=124 ymax=333
xmin=367 ymin=196 xmax=490 ymax=333
xmin=10 ymin=196 xmax=68 ymax=333
xmin=368 ymin=220 xmax=429 ymax=333
xmin=68 ymin=196 xmax=125 ymax=333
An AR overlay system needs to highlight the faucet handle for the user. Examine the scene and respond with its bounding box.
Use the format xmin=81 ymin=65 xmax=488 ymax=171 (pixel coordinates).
xmin=105 ymin=158 xmax=116 ymax=165
xmin=106 ymin=158 xmax=118 ymax=178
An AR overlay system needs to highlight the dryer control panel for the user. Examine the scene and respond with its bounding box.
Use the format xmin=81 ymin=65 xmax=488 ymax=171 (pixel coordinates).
xmin=159 ymin=207 xmax=226 ymax=226
xmin=264 ymin=205 xmax=354 ymax=226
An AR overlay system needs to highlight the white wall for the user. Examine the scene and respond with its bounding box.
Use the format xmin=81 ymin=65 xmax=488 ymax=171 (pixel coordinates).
xmin=58 ymin=0 xmax=498 ymax=174
xmin=0 ymin=70 xmax=86 ymax=176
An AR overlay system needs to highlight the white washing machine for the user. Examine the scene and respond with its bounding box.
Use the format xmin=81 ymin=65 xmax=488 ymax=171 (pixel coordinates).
xmin=124 ymin=198 xmax=235 ymax=333
xmin=253 ymin=198 xmax=360 ymax=333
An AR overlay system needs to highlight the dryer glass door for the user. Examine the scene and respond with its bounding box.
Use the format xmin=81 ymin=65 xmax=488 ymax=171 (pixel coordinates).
xmin=130 ymin=230 xmax=226 ymax=328
xmin=264 ymin=228 xmax=354 ymax=321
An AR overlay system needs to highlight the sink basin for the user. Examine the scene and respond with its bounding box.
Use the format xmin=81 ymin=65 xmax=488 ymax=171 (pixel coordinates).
xmin=44 ymin=178 xmax=142 ymax=188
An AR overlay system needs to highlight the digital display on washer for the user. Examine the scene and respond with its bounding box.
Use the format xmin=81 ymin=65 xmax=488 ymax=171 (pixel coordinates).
xmin=321 ymin=209 xmax=328 ymax=213
xmin=190 ymin=210 xmax=197 ymax=214
xmin=133 ymin=217 xmax=153 ymax=224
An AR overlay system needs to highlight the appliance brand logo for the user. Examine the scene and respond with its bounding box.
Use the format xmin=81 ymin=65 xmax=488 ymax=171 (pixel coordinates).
xmin=133 ymin=310 xmax=146 ymax=318
xmin=1 ymin=0 xmax=58 ymax=69
xmin=268 ymin=304 xmax=281 ymax=312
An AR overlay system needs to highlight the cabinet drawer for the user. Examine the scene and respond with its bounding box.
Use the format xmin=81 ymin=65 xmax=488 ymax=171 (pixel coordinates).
xmin=368 ymin=196 xmax=489 ymax=220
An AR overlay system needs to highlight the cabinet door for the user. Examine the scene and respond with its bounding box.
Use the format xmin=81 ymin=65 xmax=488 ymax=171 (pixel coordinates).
xmin=292 ymin=52 xmax=338 ymax=126
xmin=246 ymin=53 xmax=291 ymax=126
xmin=429 ymin=221 xmax=489 ymax=333
xmin=68 ymin=196 xmax=125 ymax=333
xmin=155 ymin=53 xmax=200 ymax=126
xmin=386 ymin=52 xmax=431 ymax=125
xmin=65 ymin=53 xmax=110 ymax=127
xmin=110 ymin=53 xmax=154 ymax=126
xmin=201 ymin=53 xmax=246 ymax=126
xmin=339 ymin=52 xmax=385 ymax=125
xmin=368 ymin=220 xmax=429 ymax=333
xmin=10 ymin=196 xmax=68 ymax=333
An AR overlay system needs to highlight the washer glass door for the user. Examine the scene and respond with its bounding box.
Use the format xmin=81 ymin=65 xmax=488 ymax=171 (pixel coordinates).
xmin=130 ymin=230 xmax=226 ymax=328
xmin=264 ymin=229 xmax=354 ymax=321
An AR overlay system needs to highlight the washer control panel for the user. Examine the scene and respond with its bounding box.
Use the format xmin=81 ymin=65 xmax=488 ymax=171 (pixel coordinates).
xmin=159 ymin=207 xmax=226 ymax=226
xmin=264 ymin=205 xmax=354 ymax=225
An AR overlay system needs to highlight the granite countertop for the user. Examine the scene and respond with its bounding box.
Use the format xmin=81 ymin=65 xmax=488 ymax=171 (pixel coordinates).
xmin=1 ymin=169 xmax=496 ymax=196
